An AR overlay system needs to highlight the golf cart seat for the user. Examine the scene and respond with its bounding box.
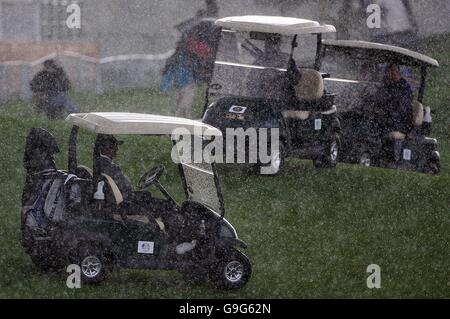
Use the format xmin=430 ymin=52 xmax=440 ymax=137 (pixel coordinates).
xmin=389 ymin=132 xmax=407 ymax=141
xmin=100 ymin=174 xmax=165 ymax=231
xmin=295 ymin=69 xmax=324 ymax=102
xmin=75 ymin=165 xmax=93 ymax=179
xmin=387 ymin=101 xmax=425 ymax=141
xmin=413 ymin=101 xmax=424 ymax=127
xmin=101 ymin=173 xmax=124 ymax=206
xmin=282 ymin=69 xmax=325 ymax=121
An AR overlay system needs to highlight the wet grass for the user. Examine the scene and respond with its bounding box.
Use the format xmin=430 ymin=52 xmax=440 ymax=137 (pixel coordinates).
xmin=0 ymin=36 xmax=448 ymax=298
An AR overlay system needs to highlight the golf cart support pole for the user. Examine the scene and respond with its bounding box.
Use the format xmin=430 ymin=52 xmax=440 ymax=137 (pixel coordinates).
xmin=418 ymin=66 xmax=427 ymax=103
xmin=68 ymin=126 xmax=79 ymax=174
xmin=289 ymin=35 xmax=298 ymax=61
xmin=314 ymin=34 xmax=323 ymax=70
xmin=202 ymin=27 xmax=222 ymax=118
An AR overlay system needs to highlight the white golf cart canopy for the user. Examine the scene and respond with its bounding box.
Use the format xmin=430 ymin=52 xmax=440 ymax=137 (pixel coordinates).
xmin=322 ymin=40 xmax=439 ymax=68
xmin=215 ymin=15 xmax=336 ymax=35
xmin=66 ymin=112 xmax=222 ymax=137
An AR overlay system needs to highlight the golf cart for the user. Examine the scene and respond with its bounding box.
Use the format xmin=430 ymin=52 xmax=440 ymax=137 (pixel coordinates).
xmin=321 ymin=40 xmax=440 ymax=174
xmin=21 ymin=113 xmax=251 ymax=289
xmin=202 ymin=16 xmax=341 ymax=175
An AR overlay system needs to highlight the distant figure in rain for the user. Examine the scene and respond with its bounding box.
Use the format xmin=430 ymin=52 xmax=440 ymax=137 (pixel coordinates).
xmin=160 ymin=0 xmax=221 ymax=119
xmin=30 ymin=59 xmax=79 ymax=120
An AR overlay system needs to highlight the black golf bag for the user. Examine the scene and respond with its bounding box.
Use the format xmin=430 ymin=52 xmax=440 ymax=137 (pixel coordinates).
xmin=21 ymin=128 xmax=80 ymax=269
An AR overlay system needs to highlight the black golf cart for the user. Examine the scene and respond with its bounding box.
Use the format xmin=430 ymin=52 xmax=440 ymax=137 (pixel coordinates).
xmin=21 ymin=112 xmax=251 ymax=289
xmin=321 ymin=40 xmax=440 ymax=174
xmin=202 ymin=16 xmax=341 ymax=175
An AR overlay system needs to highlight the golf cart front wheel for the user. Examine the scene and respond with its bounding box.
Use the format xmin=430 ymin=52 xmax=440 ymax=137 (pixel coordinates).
xmin=74 ymin=244 xmax=109 ymax=284
xmin=424 ymin=158 xmax=440 ymax=175
xmin=314 ymin=137 xmax=339 ymax=168
xmin=255 ymin=144 xmax=285 ymax=176
xmin=211 ymin=249 xmax=251 ymax=290
xmin=359 ymin=152 xmax=372 ymax=167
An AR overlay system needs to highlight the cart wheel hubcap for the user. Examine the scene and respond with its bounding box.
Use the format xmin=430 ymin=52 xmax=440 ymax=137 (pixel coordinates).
xmin=272 ymin=151 xmax=281 ymax=171
xmin=224 ymin=261 xmax=244 ymax=283
xmin=330 ymin=142 xmax=338 ymax=161
xmin=81 ymin=255 xmax=102 ymax=278
xmin=360 ymin=154 xmax=371 ymax=167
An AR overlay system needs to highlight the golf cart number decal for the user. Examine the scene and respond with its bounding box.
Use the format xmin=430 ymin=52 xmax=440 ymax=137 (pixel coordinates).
xmin=403 ymin=149 xmax=412 ymax=161
xmin=229 ymin=105 xmax=247 ymax=114
xmin=138 ymin=241 xmax=154 ymax=254
xmin=226 ymin=105 xmax=247 ymax=120
xmin=315 ymin=119 xmax=322 ymax=130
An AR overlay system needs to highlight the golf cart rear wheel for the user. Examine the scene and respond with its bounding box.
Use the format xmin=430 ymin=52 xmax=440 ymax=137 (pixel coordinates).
xmin=314 ymin=136 xmax=339 ymax=168
xmin=255 ymin=144 xmax=285 ymax=176
xmin=424 ymin=158 xmax=440 ymax=175
xmin=75 ymin=244 xmax=109 ymax=284
xmin=359 ymin=152 xmax=372 ymax=167
xmin=211 ymin=249 xmax=251 ymax=290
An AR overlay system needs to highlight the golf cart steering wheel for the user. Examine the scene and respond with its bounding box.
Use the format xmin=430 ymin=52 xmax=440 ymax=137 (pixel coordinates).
xmin=138 ymin=165 xmax=165 ymax=190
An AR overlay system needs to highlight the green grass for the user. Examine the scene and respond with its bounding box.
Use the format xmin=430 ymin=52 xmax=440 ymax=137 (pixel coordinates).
xmin=0 ymin=36 xmax=449 ymax=299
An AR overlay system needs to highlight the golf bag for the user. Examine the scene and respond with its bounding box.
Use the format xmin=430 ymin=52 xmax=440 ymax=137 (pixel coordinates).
xmin=21 ymin=128 xmax=78 ymax=257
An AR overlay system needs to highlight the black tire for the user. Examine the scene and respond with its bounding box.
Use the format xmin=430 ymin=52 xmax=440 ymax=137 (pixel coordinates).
xmin=210 ymin=249 xmax=251 ymax=290
xmin=74 ymin=244 xmax=109 ymax=284
xmin=424 ymin=158 xmax=440 ymax=175
xmin=314 ymin=135 xmax=340 ymax=169
xmin=255 ymin=144 xmax=285 ymax=176
xmin=359 ymin=152 xmax=372 ymax=167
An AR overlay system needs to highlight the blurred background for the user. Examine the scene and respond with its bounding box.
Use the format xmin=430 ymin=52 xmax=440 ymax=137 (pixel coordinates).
xmin=0 ymin=0 xmax=449 ymax=102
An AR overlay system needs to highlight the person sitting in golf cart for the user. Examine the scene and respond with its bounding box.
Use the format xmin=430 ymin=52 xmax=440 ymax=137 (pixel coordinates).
xmin=370 ymin=63 xmax=414 ymax=161
xmin=97 ymin=134 xmax=174 ymax=211
xmin=372 ymin=63 xmax=414 ymax=136
xmin=97 ymin=134 xmax=134 ymax=199
xmin=96 ymin=134 xmax=190 ymax=247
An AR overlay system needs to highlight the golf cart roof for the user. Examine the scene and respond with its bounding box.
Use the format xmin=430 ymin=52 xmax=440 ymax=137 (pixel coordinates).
xmin=215 ymin=15 xmax=336 ymax=35
xmin=322 ymin=40 xmax=439 ymax=68
xmin=66 ymin=113 xmax=222 ymax=137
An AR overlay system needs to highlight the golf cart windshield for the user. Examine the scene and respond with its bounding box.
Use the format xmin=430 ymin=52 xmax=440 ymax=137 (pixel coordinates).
xmin=209 ymin=30 xmax=294 ymax=101
xmin=174 ymin=135 xmax=224 ymax=216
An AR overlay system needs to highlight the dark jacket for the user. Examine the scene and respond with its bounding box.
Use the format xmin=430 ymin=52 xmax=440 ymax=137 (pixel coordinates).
xmin=375 ymin=78 xmax=413 ymax=134
xmin=30 ymin=66 xmax=71 ymax=95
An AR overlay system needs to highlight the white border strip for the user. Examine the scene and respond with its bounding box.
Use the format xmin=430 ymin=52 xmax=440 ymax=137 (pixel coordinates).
xmin=0 ymin=49 xmax=175 ymax=67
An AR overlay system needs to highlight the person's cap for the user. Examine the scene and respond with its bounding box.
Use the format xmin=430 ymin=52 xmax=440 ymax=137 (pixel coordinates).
xmin=96 ymin=134 xmax=124 ymax=149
